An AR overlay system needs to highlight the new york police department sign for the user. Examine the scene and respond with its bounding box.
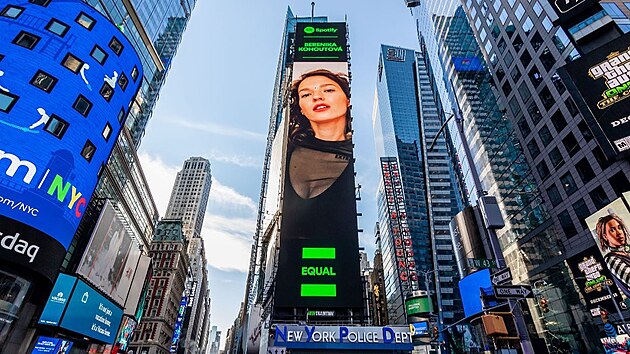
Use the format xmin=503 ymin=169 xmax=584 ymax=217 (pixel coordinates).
xmin=274 ymin=325 xmax=413 ymax=351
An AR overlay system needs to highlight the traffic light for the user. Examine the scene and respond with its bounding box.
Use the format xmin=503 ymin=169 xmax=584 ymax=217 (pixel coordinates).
xmin=601 ymin=309 xmax=609 ymax=323
xmin=539 ymin=297 xmax=549 ymax=313
xmin=432 ymin=326 xmax=439 ymax=339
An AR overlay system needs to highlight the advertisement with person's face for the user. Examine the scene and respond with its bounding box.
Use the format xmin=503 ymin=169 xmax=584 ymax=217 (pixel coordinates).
xmin=77 ymin=201 xmax=141 ymax=306
xmin=274 ymin=22 xmax=362 ymax=310
xmin=586 ymin=195 xmax=630 ymax=299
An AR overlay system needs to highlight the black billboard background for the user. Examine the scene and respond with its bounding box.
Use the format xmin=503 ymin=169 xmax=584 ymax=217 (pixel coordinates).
xmin=545 ymin=0 xmax=600 ymax=28
xmin=566 ymin=247 xmax=627 ymax=316
xmin=294 ymin=22 xmax=347 ymax=62
xmin=561 ymin=32 xmax=630 ymax=157
xmin=274 ymin=21 xmax=362 ymax=309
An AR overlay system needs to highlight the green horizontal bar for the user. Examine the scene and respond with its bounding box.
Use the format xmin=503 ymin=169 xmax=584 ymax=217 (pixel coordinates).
xmin=301 ymin=56 xmax=341 ymax=59
xmin=301 ymin=284 xmax=337 ymax=297
xmin=302 ymin=247 xmax=336 ymax=259
xmin=304 ymin=35 xmax=339 ymax=38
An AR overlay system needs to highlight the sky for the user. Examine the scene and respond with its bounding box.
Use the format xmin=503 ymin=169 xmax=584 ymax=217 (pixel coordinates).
xmin=137 ymin=0 xmax=419 ymax=347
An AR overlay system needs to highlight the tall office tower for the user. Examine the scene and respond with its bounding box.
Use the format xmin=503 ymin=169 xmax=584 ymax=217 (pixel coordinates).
xmin=130 ymin=220 xmax=190 ymax=354
xmin=166 ymin=157 xmax=212 ymax=240
xmin=208 ymin=326 xmax=221 ymax=354
xmin=84 ymin=0 xmax=195 ymax=147
xmin=407 ymin=0 xmax=630 ymax=351
xmin=373 ymin=45 xmax=465 ymax=327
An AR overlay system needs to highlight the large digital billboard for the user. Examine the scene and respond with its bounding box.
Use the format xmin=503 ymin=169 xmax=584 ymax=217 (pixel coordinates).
xmin=566 ymin=248 xmax=626 ymax=316
xmin=459 ymin=268 xmax=494 ymax=318
xmin=31 ymin=336 xmax=73 ymax=354
xmin=585 ymin=193 xmax=630 ymax=300
xmin=170 ymin=296 xmax=188 ymax=353
xmin=561 ymin=33 xmax=630 ymax=157
xmin=38 ymin=274 xmax=123 ymax=344
xmin=77 ymin=201 xmax=142 ymax=306
xmin=274 ymin=21 xmax=362 ymax=309
xmin=0 ymin=0 xmax=143 ymax=281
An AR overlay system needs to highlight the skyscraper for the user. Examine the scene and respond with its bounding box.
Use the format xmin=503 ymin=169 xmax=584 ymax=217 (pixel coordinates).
xmin=164 ymin=156 xmax=211 ymax=354
xmin=373 ymin=45 xmax=465 ymax=329
xmin=407 ymin=0 xmax=630 ymax=351
xmin=166 ymin=157 xmax=212 ymax=239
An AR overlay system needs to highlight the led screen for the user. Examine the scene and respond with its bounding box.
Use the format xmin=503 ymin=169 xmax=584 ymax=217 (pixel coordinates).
xmin=274 ymin=21 xmax=362 ymax=309
xmin=0 ymin=0 xmax=142 ymax=281
xmin=59 ymin=279 xmax=124 ymax=344
xmin=459 ymin=268 xmax=492 ymax=318
xmin=32 ymin=337 xmax=73 ymax=354
xmin=38 ymin=273 xmax=77 ymax=326
xmin=561 ymin=33 xmax=630 ymax=157
xmin=77 ymin=201 xmax=141 ymax=306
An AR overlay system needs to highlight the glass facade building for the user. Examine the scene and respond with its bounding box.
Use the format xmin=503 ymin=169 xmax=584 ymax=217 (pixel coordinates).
xmin=373 ymin=45 xmax=465 ymax=327
xmin=408 ymin=0 xmax=630 ymax=351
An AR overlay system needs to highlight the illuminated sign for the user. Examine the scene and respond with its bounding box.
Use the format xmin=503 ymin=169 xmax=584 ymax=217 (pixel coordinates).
xmin=459 ymin=269 xmax=494 ymax=318
xmin=409 ymin=322 xmax=429 ymax=337
xmin=405 ymin=296 xmax=433 ymax=316
xmin=561 ymin=33 xmax=630 ymax=156
xmin=0 ymin=0 xmax=142 ymax=281
xmin=274 ymin=20 xmax=362 ymax=310
xmin=274 ymin=325 xmax=413 ymax=351
xmin=38 ymin=273 xmax=77 ymax=326
xmin=170 ymin=296 xmax=188 ymax=353
xmin=294 ymin=23 xmax=347 ymax=62
xmin=380 ymin=157 xmax=420 ymax=293
xmin=32 ymin=337 xmax=73 ymax=354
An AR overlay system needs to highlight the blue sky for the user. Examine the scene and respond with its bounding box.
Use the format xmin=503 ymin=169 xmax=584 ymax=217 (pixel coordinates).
xmin=137 ymin=0 xmax=418 ymax=346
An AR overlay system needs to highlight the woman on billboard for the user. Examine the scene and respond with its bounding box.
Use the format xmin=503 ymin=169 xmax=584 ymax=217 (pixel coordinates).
xmin=597 ymin=213 xmax=630 ymax=296
xmin=288 ymin=68 xmax=352 ymax=199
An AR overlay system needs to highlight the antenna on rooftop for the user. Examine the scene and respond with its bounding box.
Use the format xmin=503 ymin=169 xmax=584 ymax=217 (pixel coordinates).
xmin=311 ymin=2 xmax=315 ymax=22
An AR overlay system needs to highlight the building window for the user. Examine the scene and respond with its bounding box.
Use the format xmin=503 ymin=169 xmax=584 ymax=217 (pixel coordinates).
xmin=0 ymin=91 xmax=19 ymax=113
xmin=577 ymin=120 xmax=594 ymax=142
xmin=45 ymin=19 xmax=69 ymax=37
xmin=590 ymin=186 xmax=611 ymax=209
xmin=109 ymin=37 xmax=124 ymax=55
xmin=90 ymin=45 xmax=108 ymax=65
xmin=520 ymin=50 xmax=532 ymax=68
xmin=99 ymin=83 xmax=114 ymax=102
xmin=75 ymin=12 xmax=95 ymax=30
xmin=560 ymin=172 xmax=578 ymax=195
xmin=609 ymin=171 xmax=630 ymax=197
xmin=118 ymin=72 xmax=128 ymax=91
xmin=538 ymin=125 xmax=553 ymax=146
xmin=80 ymin=140 xmax=96 ymax=162
xmin=518 ymin=116 xmax=531 ymax=137
xmin=1 ymin=5 xmax=24 ymax=18
xmin=529 ymin=66 xmax=543 ymax=87
xmin=44 ymin=115 xmax=68 ymax=138
xmin=528 ymin=101 xmax=542 ymax=125
xmin=539 ymin=86 xmax=555 ymax=110
xmin=537 ymin=160 xmax=550 ymax=180
xmin=546 ymin=184 xmax=562 ymax=207
xmin=527 ymin=139 xmax=540 ymax=157
xmin=574 ymin=158 xmax=595 ymax=184
xmin=13 ymin=31 xmax=40 ymax=49
xmin=73 ymin=95 xmax=92 ymax=117
xmin=29 ymin=0 xmax=51 ymax=6
xmin=549 ymin=147 xmax=564 ymax=168
xmin=102 ymin=123 xmax=112 ymax=141
xmin=562 ymin=132 xmax=579 ymax=157
xmin=558 ymin=210 xmax=577 ymax=238
xmin=30 ymin=70 xmax=58 ymax=92
xmin=565 ymin=97 xmax=579 ymax=116
xmin=131 ymin=66 xmax=139 ymax=81
xmin=549 ymin=110 xmax=567 ymax=133
xmin=573 ymin=198 xmax=590 ymax=229
xmin=602 ymin=2 xmax=626 ymax=18
xmin=540 ymin=47 xmax=556 ymax=71
xmin=118 ymin=108 xmax=125 ymax=122
xmin=61 ymin=53 xmax=84 ymax=73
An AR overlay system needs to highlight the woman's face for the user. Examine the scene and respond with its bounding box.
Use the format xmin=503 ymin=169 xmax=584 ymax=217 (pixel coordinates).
xmin=298 ymin=75 xmax=349 ymax=125
xmin=605 ymin=219 xmax=626 ymax=248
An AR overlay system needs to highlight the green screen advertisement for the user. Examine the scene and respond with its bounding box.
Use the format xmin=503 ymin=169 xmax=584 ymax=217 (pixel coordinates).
xmin=405 ymin=296 xmax=433 ymax=316
xmin=294 ymin=22 xmax=347 ymax=62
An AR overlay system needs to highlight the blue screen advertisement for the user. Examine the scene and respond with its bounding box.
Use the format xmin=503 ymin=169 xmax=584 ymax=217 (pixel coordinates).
xmin=32 ymin=336 xmax=73 ymax=354
xmin=38 ymin=273 xmax=77 ymax=326
xmin=0 ymin=0 xmax=142 ymax=281
xmin=59 ymin=279 xmax=124 ymax=344
xmin=459 ymin=268 xmax=493 ymax=318
xmin=170 ymin=296 xmax=188 ymax=353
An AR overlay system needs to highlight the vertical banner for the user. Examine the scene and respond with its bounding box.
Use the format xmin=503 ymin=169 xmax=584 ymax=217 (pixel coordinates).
xmin=274 ymin=22 xmax=363 ymax=309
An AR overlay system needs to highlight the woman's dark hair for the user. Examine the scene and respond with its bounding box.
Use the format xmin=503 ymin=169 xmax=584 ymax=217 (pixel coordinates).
xmin=597 ymin=213 xmax=629 ymax=251
xmin=289 ymin=69 xmax=351 ymax=143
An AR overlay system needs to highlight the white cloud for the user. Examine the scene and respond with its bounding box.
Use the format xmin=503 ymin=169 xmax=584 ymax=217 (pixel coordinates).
xmin=209 ymin=180 xmax=257 ymax=214
xmin=138 ymin=152 xmax=178 ymax=217
xmin=201 ymin=213 xmax=254 ymax=272
xmin=166 ymin=117 xmax=266 ymax=141
xmin=206 ymin=150 xmax=262 ymax=168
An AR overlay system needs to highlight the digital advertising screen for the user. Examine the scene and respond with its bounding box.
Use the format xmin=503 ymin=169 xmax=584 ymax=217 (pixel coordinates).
xmin=38 ymin=273 xmax=77 ymax=326
xmin=113 ymin=316 xmax=136 ymax=351
xmin=585 ymin=194 xmax=630 ymax=300
xmin=170 ymin=296 xmax=188 ymax=353
xmin=58 ymin=278 xmax=124 ymax=344
xmin=0 ymin=0 xmax=143 ymax=281
xmin=31 ymin=336 xmax=73 ymax=354
xmin=561 ymin=33 xmax=630 ymax=157
xmin=274 ymin=21 xmax=362 ymax=309
xmin=77 ymin=200 xmax=141 ymax=306
xmin=459 ymin=268 xmax=493 ymax=318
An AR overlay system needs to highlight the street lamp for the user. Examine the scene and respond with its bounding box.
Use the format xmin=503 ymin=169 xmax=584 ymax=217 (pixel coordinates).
xmin=429 ymin=108 xmax=535 ymax=354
